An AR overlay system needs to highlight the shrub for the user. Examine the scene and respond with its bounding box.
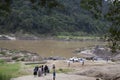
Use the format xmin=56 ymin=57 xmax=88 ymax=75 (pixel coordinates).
xmin=21 ymin=57 xmax=25 ymax=61
xmin=0 ymin=59 xmax=5 ymax=64
xmin=12 ymin=56 xmax=19 ymax=60
xmin=0 ymin=52 xmax=6 ymax=55
xmin=111 ymin=59 xmax=115 ymax=62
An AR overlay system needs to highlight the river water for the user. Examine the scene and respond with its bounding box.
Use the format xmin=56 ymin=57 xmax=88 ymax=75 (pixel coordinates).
xmin=0 ymin=40 xmax=104 ymax=58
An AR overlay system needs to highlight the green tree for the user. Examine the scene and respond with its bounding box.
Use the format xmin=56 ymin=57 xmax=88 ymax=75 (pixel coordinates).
xmin=106 ymin=0 xmax=120 ymax=52
xmin=0 ymin=0 xmax=112 ymax=37
xmin=80 ymin=0 xmax=120 ymax=52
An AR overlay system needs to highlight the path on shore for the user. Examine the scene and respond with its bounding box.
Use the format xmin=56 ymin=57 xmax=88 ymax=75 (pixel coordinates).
xmin=12 ymin=60 xmax=116 ymax=80
xmin=13 ymin=73 xmax=96 ymax=80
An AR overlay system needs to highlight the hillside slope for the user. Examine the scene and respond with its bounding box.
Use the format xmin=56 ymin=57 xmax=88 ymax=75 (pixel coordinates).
xmin=0 ymin=0 xmax=109 ymax=36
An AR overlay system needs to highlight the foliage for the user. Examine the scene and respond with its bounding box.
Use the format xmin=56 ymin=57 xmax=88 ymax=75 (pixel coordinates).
xmin=0 ymin=0 xmax=108 ymax=36
xmin=0 ymin=59 xmax=5 ymax=64
xmin=0 ymin=0 xmax=11 ymax=11
xmin=0 ymin=52 xmax=6 ymax=55
xmin=12 ymin=56 xmax=19 ymax=60
xmin=57 ymin=35 xmax=100 ymax=40
xmin=106 ymin=0 xmax=120 ymax=25
xmin=106 ymin=25 xmax=120 ymax=52
xmin=80 ymin=0 xmax=120 ymax=52
xmin=80 ymin=0 xmax=103 ymax=19
xmin=0 ymin=74 xmax=11 ymax=80
xmin=105 ymin=0 xmax=120 ymax=52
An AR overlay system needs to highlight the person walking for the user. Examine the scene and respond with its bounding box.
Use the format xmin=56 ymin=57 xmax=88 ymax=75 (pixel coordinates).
xmin=82 ymin=60 xmax=84 ymax=66
xmin=52 ymin=64 xmax=56 ymax=80
xmin=33 ymin=66 xmax=38 ymax=77
xmin=80 ymin=58 xmax=84 ymax=66
xmin=67 ymin=60 xmax=70 ymax=67
xmin=53 ymin=69 xmax=56 ymax=80
xmin=41 ymin=65 xmax=44 ymax=75
xmin=52 ymin=64 xmax=55 ymax=69
xmin=44 ymin=65 xmax=49 ymax=76
xmin=38 ymin=66 xmax=42 ymax=77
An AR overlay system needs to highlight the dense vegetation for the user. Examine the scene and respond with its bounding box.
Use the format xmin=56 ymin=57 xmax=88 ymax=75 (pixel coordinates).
xmin=80 ymin=0 xmax=120 ymax=52
xmin=0 ymin=0 xmax=109 ymax=36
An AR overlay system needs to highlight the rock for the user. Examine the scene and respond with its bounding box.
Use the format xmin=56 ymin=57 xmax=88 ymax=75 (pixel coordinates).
xmin=112 ymin=53 xmax=120 ymax=61
xmin=93 ymin=46 xmax=120 ymax=61
xmin=0 ymin=54 xmax=3 ymax=57
xmin=0 ymin=35 xmax=16 ymax=40
xmin=0 ymin=57 xmax=12 ymax=62
xmin=0 ymin=48 xmax=43 ymax=62
xmin=0 ymin=35 xmax=10 ymax=40
xmin=93 ymin=47 xmax=112 ymax=59
xmin=75 ymin=64 xmax=120 ymax=80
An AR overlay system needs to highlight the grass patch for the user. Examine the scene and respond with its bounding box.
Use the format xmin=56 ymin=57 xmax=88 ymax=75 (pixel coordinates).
xmin=57 ymin=35 xmax=100 ymax=40
xmin=0 ymin=74 xmax=12 ymax=80
xmin=0 ymin=63 xmax=20 ymax=80
xmin=0 ymin=59 xmax=5 ymax=64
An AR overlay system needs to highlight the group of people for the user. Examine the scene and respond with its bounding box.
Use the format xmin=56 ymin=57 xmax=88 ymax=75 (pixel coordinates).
xmin=33 ymin=65 xmax=49 ymax=77
xmin=67 ymin=58 xmax=85 ymax=67
xmin=33 ymin=64 xmax=56 ymax=80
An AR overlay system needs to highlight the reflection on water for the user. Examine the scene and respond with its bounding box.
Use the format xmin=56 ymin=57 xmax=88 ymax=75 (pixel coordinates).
xmin=0 ymin=40 xmax=104 ymax=58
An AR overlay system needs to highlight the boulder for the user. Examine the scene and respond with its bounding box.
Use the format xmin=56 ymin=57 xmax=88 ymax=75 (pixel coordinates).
xmin=0 ymin=48 xmax=43 ymax=62
xmin=93 ymin=46 xmax=112 ymax=59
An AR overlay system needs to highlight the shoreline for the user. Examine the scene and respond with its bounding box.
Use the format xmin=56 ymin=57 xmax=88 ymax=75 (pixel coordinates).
xmin=0 ymin=34 xmax=103 ymax=42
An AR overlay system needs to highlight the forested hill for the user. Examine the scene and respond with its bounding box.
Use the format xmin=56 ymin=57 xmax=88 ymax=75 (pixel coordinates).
xmin=0 ymin=0 xmax=109 ymax=36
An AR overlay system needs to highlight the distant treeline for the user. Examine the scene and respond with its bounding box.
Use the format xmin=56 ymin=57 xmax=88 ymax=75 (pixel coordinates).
xmin=0 ymin=0 xmax=109 ymax=36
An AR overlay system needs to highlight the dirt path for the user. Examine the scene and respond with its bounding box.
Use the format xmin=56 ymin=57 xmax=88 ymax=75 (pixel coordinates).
xmin=12 ymin=60 xmax=116 ymax=80
xmin=12 ymin=73 xmax=96 ymax=80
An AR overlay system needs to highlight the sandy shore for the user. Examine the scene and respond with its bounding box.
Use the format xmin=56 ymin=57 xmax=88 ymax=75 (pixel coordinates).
xmin=13 ymin=60 xmax=120 ymax=80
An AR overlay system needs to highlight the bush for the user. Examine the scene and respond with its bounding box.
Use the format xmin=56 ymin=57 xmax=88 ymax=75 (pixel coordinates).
xmin=0 ymin=59 xmax=5 ymax=64
xmin=0 ymin=52 xmax=6 ymax=55
xmin=12 ymin=56 xmax=19 ymax=60
xmin=59 ymin=68 xmax=63 ymax=72
xmin=21 ymin=57 xmax=25 ymax=61
xmin=111 ymin=59 xmax=115 ymax=62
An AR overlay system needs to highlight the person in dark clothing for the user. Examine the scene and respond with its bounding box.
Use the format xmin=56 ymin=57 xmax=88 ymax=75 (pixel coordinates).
xmin=41 ymin=65 xmax=44 ymax=74
xmin=96 ymin=78 xmax=100 ymax=80
xmin=33 ymin=66 xmax=38 ymax=77
xmin=44 ymin=65 xmax=49 ymax=76
xmin=52 ymin=64 xmax=55 ymax=69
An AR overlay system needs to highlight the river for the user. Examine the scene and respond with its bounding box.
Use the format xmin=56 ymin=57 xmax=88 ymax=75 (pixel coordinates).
xmin=0 ymin=40 xmax=104 ymax=58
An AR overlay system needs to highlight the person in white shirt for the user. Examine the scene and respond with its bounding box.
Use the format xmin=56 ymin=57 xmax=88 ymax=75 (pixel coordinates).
xmin=38 ymin=66 xmax=42 ymax=77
